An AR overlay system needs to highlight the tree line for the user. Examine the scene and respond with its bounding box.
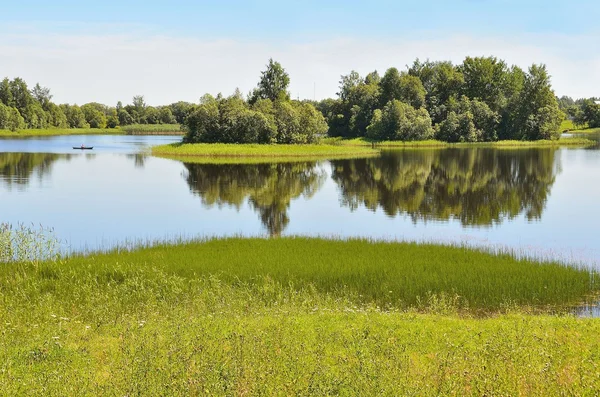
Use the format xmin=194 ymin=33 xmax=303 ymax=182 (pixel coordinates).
xmin=316 ymin=58 xmax=570 ymax=142
xmin=0 ymin=77 xmax=186 ymax=131
xmin=557 ymin=96 xmax=600 ymax=129
xmin=2 ymin=57 xmax=597 ymax=141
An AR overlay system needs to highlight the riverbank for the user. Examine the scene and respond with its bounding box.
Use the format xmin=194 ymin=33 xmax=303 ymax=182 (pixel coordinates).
xmin=153 ymin=137 xmax=595 ymax=161
xmin=1 ymin=237 xmax=598 ymax=394
xmin=327 ymin=136 xmax=596 ymax=148
xmin=0 ymin=124 xmax=183 ymax=137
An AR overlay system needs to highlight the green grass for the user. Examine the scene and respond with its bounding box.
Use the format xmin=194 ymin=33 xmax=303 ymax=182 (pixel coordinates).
xmin=560 ymin=119 xmax=576 ymax=131
xmin=559 ymin=120 xmax=600 ymax=134
xmin=152 ymin=142 xmax=380 ymax=159
xmin=0 ymin=237 xmax=599 ymax=395
xmin=0 ymin=128 xmax=124 ymax=137
xmin=3 ymin=237 xmax=597 ymax=312
xmin=569 ymin=127 xmax=600 ymax=134
xmin=119 ymin=124 xmax=183 ymax=134
xmin=0 ymin=124 xmax=183 ymax=137
xmin=328 ymin=136 xmax=595 ymax=148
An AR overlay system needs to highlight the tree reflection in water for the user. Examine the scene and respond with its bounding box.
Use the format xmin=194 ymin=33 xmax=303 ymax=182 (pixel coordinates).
xmin=0 ymin=153 xmax=68 ymax=190
xmin=183 ymin=161 xmax=326 ymax=236
xmin=331 ymin=148 xmax=561 ymax=226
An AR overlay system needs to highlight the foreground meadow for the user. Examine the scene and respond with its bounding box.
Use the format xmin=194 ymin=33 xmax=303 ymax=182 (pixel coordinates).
xmin=1 ymin=237 xmax=599 ymax=395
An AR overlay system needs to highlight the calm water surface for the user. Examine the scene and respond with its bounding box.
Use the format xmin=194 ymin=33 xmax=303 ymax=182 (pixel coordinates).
xmin=1 ymin=134 xmax=599 ymax=268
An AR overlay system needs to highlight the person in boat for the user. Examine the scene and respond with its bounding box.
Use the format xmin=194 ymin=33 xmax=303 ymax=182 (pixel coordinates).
xmin=81 ymin=144 xmax=84 ymax=149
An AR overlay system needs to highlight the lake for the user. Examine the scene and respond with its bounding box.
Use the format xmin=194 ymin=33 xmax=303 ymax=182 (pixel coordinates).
xmin=1 ymin=134 xmax=599 ymax=269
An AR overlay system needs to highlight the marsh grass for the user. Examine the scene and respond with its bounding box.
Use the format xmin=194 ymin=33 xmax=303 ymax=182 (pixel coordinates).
xmin=328 ymin=136 xmax=595 ymax=148
xmin=120 ymin=124 xmax=183 ymax=134
xmin=1 ymin=235 xmax=600 ymax=394
xmin=10 ymin=236 xmax=596 ymax=311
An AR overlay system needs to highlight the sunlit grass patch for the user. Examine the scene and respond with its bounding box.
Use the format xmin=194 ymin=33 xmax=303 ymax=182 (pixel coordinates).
xmin=151 ymin=142 xmax=380 ymax=159
xmin=331 ymin=136 xmax=595 ymax=148
xmin=119 ymin=124 xmax=183 ymax=135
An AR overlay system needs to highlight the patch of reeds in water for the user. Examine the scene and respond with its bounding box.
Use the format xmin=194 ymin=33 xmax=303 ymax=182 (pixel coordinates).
xmin=28 ymin=235 xmax=598 ymax=312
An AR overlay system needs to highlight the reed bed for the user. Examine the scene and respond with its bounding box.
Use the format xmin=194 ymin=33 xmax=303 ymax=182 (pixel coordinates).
xmin=326 ymin=136 xmax=595 ymax=148
xmin=120 ymin=124 xmax=183 ymax=134
xmin=4 ymin=237 xmax=596 ymax=311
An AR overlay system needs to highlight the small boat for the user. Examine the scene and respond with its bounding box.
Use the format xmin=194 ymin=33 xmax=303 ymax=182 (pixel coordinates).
xmin=73 ymin=146 xmax=94 ymax=150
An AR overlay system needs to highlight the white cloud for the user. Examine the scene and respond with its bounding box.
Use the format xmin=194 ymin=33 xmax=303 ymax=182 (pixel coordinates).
xmin=0 ymin=29 xmax=598 ymax=105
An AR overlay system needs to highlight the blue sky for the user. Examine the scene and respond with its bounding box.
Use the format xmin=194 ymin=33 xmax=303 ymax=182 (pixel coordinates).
xmin=4 ymin=0 xmax=600 ymax=37
xmin=1 ymin=1 xmax=599 ymax=104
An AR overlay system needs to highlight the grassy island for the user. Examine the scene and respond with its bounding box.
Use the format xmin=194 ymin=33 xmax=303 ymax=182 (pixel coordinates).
xmin=151 ymin=142 xmax=380 ymax=160
xmin=151 ymin=136 xmax=595 ymax=162
xmin=1 ymin=237 xmax=599 ymax=394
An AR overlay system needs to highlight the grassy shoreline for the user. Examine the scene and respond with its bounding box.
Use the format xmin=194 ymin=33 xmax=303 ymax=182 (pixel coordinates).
xmin=568 ymin=127 xmax=600 ymax=134
xmin=1 ymin=237 xmax=599 ymax=394
xmin=328 ymin=136 xmax=596 ymax=148
xmin=152 ymin=142 xmax=381 ymax=159
xmin=0 ymin=124 xmax=183 ymax=137
xmin=152 ymin=137 xmax=595 ymax=161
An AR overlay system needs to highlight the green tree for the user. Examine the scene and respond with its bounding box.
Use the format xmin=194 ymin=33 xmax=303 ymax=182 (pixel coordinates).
xmin=169 ymin=101 xmax=195 ymax=124
xmin=117 ymin=109 xmax=134 ymax=126
xmin=296 ymin=101 xmax=328 ymax=142
xmin=158 ymin=107 xmax=177 ymax=124
xmin=0 ymin=78 xmax=14 ymax=107
xmin=379 ymin=68 xmax=403 ymax=106
xmin=366 ymin=100 xmax=433 ymax=141
xmin=60 ymin=104 xmax=90 ymax=128
xmin=578 ymin=99 xmax=600 ymax=128
xmin=250 ymin=59 xmax=290 ymax=103
xmin=459 ymin=56 xmax=510 ymax=111
xmin=328 ymin=71 xmax=381 ymax=138
xmin=0 ymin=103 xmax=25 ymax=131
xmin=143 ymin=106 xmax=160 ymax=124
xmin=9 ymin=78 xmax=33 ymax=113
xmin=44 ymin=103 xmax=68 ymax=128
xmin=274 ymin=101 xmax=302 ymax=144
xmin=436 ymin=111 xmax=478 ymax=142
xmin=31 ymin=83 xmax=52 ymax=109
xmin=81 ymin=103 xmax=107 ymax=128
xmin=437 ymin=96 xmax=499 ymax=142
xmin=183 ymin=96 xmax=220 ymax=143
xmin=510 ymin=64 xmax=563 ymax=140
xmin=24 ymin=102 xmax=48 ymax=129
xmin=408 ymin=60 xmax=464 ymax=123
xmin=106 ymin=108 xmax=119 ymax=128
